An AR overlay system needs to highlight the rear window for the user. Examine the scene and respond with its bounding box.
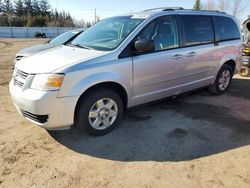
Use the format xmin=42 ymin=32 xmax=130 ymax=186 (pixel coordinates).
xmin=213 ymin=16 xmax=241 ymax=42
xmin=181 ymin=15 xmax=214 ymax=46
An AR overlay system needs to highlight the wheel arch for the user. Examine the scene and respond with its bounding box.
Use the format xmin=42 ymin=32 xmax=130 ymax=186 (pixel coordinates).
xmin=211 ymin=57 xmax=237 ymax=84
xmin=217 ymin=52 xmax=241 ymax=75
xmin=74 ymin=81 xmax=129 ymax=124
xmin=224 ymin=60 xmax=236 ymax=73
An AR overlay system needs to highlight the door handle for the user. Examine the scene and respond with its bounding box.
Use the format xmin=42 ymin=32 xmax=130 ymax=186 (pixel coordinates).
xmin=187 ymin=52 xmax=197 ymax=57
xmin=172 ymin=54 xmax=183 ymax=59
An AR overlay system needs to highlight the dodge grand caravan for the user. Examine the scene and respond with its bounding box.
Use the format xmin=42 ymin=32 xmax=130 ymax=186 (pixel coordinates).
xmin=9 ymin=8 xmax=242 ymax=136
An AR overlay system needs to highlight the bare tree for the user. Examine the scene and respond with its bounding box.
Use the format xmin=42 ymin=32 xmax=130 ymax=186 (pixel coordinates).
xmin=218 ymin=0 xmax=228 ymax=12
xmin=73 ymin=18 xmax=86 ymax=28
xmin=231 ymin=0 xmax=246 ymax=17
xmin=204 ymin=0 xmax=216 ymax=10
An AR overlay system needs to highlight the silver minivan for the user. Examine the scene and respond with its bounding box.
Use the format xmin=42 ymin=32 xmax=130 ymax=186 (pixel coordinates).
xmin=9 ymin=8 xmax=242 ymax=136
xmin=15 ymin=28 xmax=85 ymax=63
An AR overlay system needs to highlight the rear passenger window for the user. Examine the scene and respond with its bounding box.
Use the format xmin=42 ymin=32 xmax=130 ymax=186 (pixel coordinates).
xmin=213 ymin=16 xmax=241 ymax=42
xmin=181 ymin=15 xmax=214 ymax=46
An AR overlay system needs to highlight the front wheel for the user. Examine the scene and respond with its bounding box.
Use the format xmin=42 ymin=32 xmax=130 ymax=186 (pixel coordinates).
xmin=208 ymin=64 xmax=233 ymax=95
xmin=75 ymin=88 xmax=124 ymax=136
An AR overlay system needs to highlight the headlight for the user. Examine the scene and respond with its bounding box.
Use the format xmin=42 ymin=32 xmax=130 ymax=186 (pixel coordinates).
xmin=31 ymin=74 xmax=64 ymax=91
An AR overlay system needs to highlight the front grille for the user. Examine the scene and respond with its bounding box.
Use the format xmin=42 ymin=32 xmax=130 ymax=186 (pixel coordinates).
xmin=16 ymin=56 xmax=24 ymax=61
xmin=13 ymin=69 xmax=28 ymax=88
xmin=16 ymin=69 xmax=28 ymax=79
xmin=22 ymin=111 xmax=49 ymax=124
xmin=15 ymin=79 xmax=24 ymax=87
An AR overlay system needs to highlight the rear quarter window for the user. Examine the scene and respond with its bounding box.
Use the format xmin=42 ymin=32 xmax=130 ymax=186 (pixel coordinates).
xmin=181 ymin=15 xmax=214 ymax=46
xmin=213 ymin=16 xmax=241 ymax=42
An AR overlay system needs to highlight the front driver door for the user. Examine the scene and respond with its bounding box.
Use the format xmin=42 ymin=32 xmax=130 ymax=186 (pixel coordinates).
xmin=132 ymin=16 xmax=184 ymax=106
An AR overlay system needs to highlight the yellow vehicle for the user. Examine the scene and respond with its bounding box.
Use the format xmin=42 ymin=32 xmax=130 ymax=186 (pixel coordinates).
xmin=243 ymin=47 xmax=250 ymax=55
xmin=240 ymin=19 xmax=250 ymax=77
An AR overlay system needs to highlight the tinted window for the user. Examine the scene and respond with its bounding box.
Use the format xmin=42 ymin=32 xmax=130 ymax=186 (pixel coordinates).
xmin=138 ymin=22 xmax=156 ymax=40
xmin=137 ymin=16 xmax=179 ymax=51
xmin=181 ymin=15 xmax=214 ymax=46
xmin=213 ymin=16 xmax=241 ymax=42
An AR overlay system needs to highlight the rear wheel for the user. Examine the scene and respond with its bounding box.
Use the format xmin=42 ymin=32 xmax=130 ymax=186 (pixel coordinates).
xmin=239 ymin=66 xmax=250 ymax=77
xmin=75 ymin=88 xmax=124 ymax=136
xmin=208 ymin=64 xmax=233 ymax=95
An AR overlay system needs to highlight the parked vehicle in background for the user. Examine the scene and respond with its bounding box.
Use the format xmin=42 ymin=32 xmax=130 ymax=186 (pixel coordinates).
xmin=9 ymin=8 xmax=242 ymax=136
xmin=240 ymin=18 xmax=250 ymax=77
xmin=35 ymin=32 xmax=47 ymax=38
xmin=15 ymin=28 xmax=85 ymax=63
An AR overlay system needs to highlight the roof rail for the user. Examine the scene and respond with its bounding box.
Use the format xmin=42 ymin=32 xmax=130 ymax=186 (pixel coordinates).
xmin=184 ymin=9 xmax=226 ymax=14
xmin=143 ymin=7 xmax=226 ymax=14
xmin=163 ymin=7 xmax=184 ymax=11
xmin=144 ymin=7 xmax=184 ymax=12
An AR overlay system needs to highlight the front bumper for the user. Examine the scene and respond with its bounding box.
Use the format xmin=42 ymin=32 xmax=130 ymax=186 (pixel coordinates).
xmin=9 ymin=79 xmax=78 ymax=130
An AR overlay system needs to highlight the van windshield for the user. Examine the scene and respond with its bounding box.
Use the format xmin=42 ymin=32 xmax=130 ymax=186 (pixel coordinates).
xmin=71 ymin=16 xmax=144 ymax=51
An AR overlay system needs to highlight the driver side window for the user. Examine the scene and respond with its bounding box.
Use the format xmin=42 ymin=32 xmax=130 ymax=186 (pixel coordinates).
xmin=137 ymin=16 xmax=179 ymax=52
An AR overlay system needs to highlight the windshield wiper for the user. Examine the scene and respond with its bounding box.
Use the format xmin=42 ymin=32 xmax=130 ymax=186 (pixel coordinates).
xmin=69 ymin=44 xmax=93 ymax=50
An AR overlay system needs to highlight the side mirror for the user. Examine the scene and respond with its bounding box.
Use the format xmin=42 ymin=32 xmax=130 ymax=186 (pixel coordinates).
xmin=134 ymin=39 xmax=155 ymax=53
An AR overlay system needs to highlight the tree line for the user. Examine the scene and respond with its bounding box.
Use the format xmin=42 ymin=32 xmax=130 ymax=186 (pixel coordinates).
xmin=0 ymin=0 xmax=75 ymax=27
xmin=193 ymin=0 xmax=248 ymax=21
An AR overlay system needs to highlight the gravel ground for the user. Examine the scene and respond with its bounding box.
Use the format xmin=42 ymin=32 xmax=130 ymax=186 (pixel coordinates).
xmin=0 ymin=38 xmax=250 ymax=188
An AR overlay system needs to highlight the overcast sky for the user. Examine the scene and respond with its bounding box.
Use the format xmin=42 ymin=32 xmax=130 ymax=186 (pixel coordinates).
xmin=49 ymin=0 xmax=249 ymax=22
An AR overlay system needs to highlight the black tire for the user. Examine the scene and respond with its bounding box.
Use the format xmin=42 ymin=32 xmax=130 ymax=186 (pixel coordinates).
xmin=75 ymin=88 xmax=124 ymax=136
xmin=239 ymin=66 xmax=250 ymax=77
xmin=208 ymin=64 xmax=233 ymax=95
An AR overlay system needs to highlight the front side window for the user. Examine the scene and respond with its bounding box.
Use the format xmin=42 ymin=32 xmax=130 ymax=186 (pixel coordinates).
xmin=181 ymin=15 xmax=214 ymax=46
xmin=71 ymin=16 xmax=144 ymax=51
xmin=213 ymin=16 xmax=241 ymax=42
xmin=136 ymin=16 xmax=179 ymax=51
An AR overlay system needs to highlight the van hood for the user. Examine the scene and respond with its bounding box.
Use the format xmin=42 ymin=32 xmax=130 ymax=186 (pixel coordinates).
xmin=15 ymin=45 xmax=108 ymax=74
xmin=17 ymin=43 xmax=54 ymax=57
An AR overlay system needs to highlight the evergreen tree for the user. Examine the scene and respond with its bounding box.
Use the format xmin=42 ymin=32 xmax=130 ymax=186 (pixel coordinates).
xmin=193 ymin=0 xmax=202 ymax=10
xmin=0 ymin=14 xmax=8 ymax=25
xmin=2 ymin=0 xmax=14 ymax=14
xmin=32 ymin=0 xmax=40 ymax=15
xmin=54 ymin=9 xmax=59 ymax=19
xmin=10 ymin=16 xmax=23 ymax=26
xmin=0 ymin=0 xmax=3 ymax=13
xmin=0 ymin=0 xmax=75 ymax=27
xmin=40 ymin=0 xmax=50 ymax=16
xmin=14 ymin=0 xmax=24 ymax=16
xmin=24 ymin=0 xmax=33 ymax=15
xmin=32 ymin=15 xmax=46 ymax=26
